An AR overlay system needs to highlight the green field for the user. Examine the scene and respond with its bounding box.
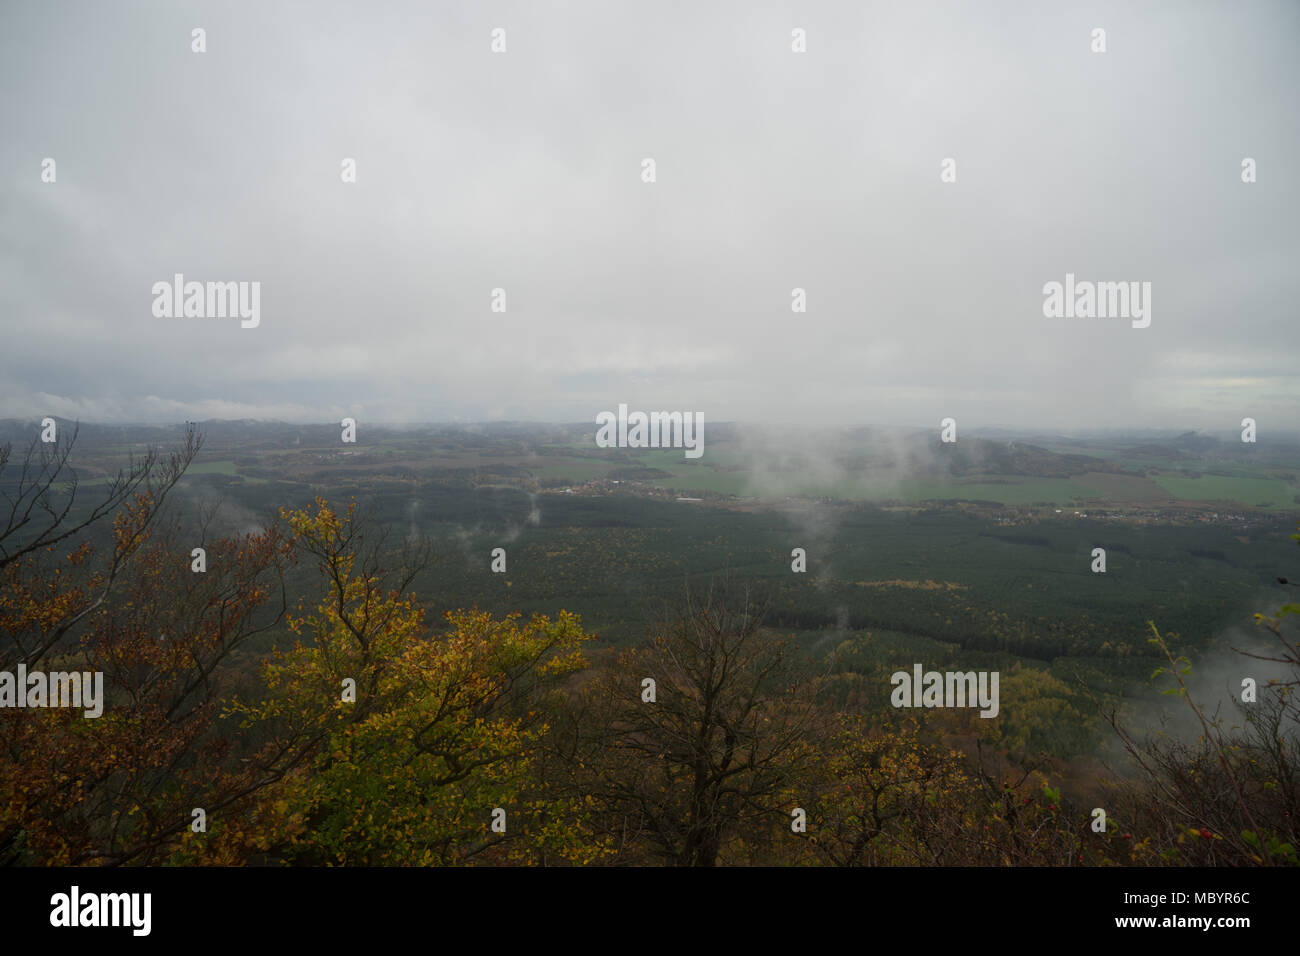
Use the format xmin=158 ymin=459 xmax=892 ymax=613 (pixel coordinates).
xmin=654 ymin=470 xmax=752 ymax=495
xmin=1151 ymin=474 xmax=1297 ymax=509
xmin=187 ymin=460 xmax=240 ymax=476
xmin=1072 ymin=472 xmax=1172 ymax=503
xmin=886 ymin=477 xmax=1091 ymax=504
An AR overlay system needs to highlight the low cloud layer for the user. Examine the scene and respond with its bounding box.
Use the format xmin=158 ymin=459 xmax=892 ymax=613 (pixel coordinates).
xmin=2 ymin=1 xmax=1297 ymax=431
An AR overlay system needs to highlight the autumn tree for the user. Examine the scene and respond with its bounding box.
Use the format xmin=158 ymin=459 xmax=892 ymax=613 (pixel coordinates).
xmin=1099 ymin=619 xmax=1299 ymax=866
xmin=799 ymin=715 xmax=971 ymax=865
xmin=228 ymin=498 xmax=603 ymax=866
xmin=0 ymin=423 xmax=298 ymax=865
xmin=557 ymin=578 xmax=818 ymax=866
xmin=1085 ymin=523 xmax=1300 ymax=866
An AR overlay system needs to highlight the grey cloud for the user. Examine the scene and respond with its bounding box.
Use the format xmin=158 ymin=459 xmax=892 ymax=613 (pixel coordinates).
xmin=1 ymin=0 xmax=1297 ymax=430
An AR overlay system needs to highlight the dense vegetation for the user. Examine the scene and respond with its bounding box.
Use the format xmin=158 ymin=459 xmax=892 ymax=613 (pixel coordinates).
xmin=2 ymin=425 xmax=1297 ymax=866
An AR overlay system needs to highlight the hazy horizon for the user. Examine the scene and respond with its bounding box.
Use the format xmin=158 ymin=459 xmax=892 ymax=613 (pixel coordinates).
xmin=7 ymin=414 xmax=1299 ymax=446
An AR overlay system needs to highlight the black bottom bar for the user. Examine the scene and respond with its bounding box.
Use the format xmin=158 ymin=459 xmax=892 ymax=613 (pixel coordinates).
xmin=2 ymin=865 xmax=1288 ymax=942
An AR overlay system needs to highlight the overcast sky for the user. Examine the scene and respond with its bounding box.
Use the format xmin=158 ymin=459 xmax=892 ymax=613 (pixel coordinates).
xmin=2 ymin=1 xmax=1297 ymax=433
